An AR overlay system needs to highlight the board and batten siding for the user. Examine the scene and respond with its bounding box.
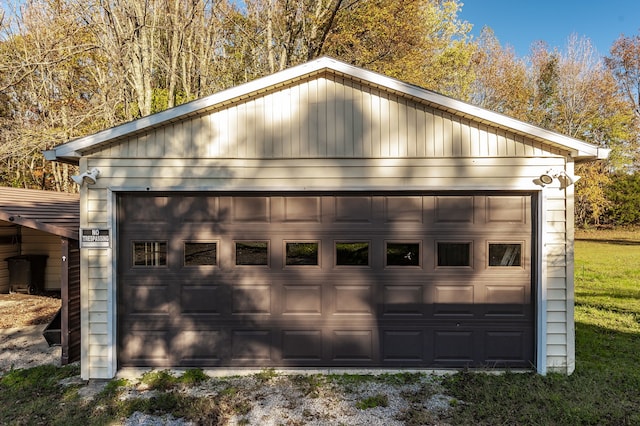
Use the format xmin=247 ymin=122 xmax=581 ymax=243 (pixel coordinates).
xmin=77 ymin=73 xmax=575 ymax=378
xmin=86 ymin=75 xmax=564 ymax=161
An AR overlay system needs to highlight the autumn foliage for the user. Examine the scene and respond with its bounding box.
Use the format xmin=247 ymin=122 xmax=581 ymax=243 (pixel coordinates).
xmin=0 ymin=0 xmax=638 ymax=226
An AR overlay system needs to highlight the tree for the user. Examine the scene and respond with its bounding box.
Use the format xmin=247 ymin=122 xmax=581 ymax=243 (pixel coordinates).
xmin=527 ymin=36 xmax=634 ymax=169
xmin=0 ymin=0 xmax=110 ymax=191
xmin=323 ymin=0 xmax=476 ymax=99
xmin=235 ymin=0 xmax=344 ymax=74
xmin=528 ymin=37 xmax=636 ymax=226
xmin=469 ymin=27 xmax=530 ymax=120
xmin=606 ymin=33 xmax=640 ymax=169
xmin=607 ymin=33 xmax=640 ymax=119
xmin=606 ymin=172 xmax=640 ymax=225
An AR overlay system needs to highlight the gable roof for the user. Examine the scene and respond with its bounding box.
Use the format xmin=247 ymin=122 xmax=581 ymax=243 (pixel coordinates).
xmin=0 ymin=187 xmax=79 ymax=240
xmin=44 ymin=56 xmax=608 ymax=164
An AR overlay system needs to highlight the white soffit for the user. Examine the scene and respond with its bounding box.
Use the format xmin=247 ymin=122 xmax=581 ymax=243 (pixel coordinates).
xmin=44 ymin=57 xmax=607 ymax=163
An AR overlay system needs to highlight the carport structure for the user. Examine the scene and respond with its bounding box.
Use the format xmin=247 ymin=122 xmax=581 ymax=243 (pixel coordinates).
xmin=44 ymin=57 xmax=607 ymax=379
xmin=0 ymin=187 xmax=81 ymax=365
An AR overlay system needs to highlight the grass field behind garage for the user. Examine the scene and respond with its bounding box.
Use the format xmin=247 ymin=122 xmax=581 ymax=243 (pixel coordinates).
xmin=442 ymin=228 xmax=640 ymax=425
xmin=1 ymin=229 xmax=639 ymax=425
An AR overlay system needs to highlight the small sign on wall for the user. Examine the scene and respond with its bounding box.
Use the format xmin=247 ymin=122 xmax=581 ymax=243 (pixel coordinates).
xmin=80 ymin=228 xmax=111 ymax=248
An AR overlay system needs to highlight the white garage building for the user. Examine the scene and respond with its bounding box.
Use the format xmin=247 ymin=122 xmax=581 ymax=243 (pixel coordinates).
xmin=45 ymin=57 xmax=607 ymax=379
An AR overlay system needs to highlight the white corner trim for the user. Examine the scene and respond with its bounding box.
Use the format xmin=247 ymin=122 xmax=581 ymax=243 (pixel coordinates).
xmin=537 ymin=190 xmax=548 ymax=375
xmin=107 ymin=188 xmax=117 ymax=379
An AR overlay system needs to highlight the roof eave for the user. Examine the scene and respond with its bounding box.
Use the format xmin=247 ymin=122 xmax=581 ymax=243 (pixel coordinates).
xmin=0 ymin=212 xmax=78 ymax=240
xmin=43 ymin=149 xmax=81 ymax=165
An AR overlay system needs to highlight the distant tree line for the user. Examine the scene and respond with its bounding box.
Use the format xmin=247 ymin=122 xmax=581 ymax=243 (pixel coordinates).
xmin=0 ymin=0 xmax=638 ymax=227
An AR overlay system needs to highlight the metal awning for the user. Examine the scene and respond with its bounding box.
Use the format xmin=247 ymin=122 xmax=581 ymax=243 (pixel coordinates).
xmin=0 ymin=187 xmax=79 ymax=240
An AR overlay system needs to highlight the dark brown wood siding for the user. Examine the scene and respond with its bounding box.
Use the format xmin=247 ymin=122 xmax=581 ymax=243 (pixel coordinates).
xmin=61 ymin=238 xmax=81 ymax=365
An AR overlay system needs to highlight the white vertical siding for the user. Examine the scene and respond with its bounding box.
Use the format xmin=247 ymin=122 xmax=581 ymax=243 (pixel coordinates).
xmin=564 ymin=161 xmax=577 ymax=374
xmin=79 ymin=178 xmax=114 ymax=379
xmin=91 ymin=76 xmax=565 ymax=162
xmin=87 ymin=248 xmax=110 ymax=378
xmin=544 ymin=190 xmax=570 ymax=372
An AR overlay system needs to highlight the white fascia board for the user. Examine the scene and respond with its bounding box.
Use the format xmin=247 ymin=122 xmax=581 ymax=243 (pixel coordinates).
xmin=47 ymin=56 xmax=605 ymax=162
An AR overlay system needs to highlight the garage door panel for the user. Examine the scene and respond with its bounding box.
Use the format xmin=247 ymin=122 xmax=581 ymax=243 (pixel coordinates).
xmin=332 ymin=330 xmax=374 ymax=361
xmin=483 ymin=286 xmax=530 ymax=317
xmin=486 ymin=195 xmax=527 ymax=223
xmin=122 ymin=331 xmax=170 ymax=362
xmin=181 ymin=286 xmax=224 ymax=314
xmin=176 ymin=196 xmax=221 ymax=223
xmin=121 ymin=314 xmax=172 ymax=329
xmin=433 ymin=285 xmax=475 ymax=317
xmin=118 ymin=192 xmax=535 ymax=369
xmin=232 ymin=196 xmax=270 ymax=222
xmin=333 ymin=285 xmax=373 ymax=315
xmin=384 ymin=196 xmax=423 ymax=223
xmin=434 ymin=196 xmax=474 ymax=223
xmin=232 ymin=285 xmax=271 ymax=314
xmin=282 ymin=196 xmax=322 ymax=222
xmin=484 ymin=330 xmax=530 ymax=363
xmin=129 ymin=286 xmax=171 ymax=314
xmin=382 ymin=285 xmax=424 ymax=316
xmin=231 ymin=330 xmax=272 ymax=361
xmin=121 ymin=195 xmax=170 ymax=223
xmin=281 ymin=330 xmax=323 ymax=361
xmin=178 ymin=330 xmax=222 ymax=362
xmin=382 ymin=330 xmax=424 ymax=361
xmin=282 ymin=285 xmax=323 ymax=315
xmin=432 ymin=330 xmax=475 ymax=364
xmin=334 ymin=196 xmax=373 ymax=223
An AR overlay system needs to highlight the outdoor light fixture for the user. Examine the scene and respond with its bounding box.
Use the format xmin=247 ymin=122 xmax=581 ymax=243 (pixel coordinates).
xmin=538 ymin=169 xmax=580 ymax=187
xmin=539 ymin=172 xmax=554 ymax=186
xmin=71 ymin=168 xmax=101 ymax=186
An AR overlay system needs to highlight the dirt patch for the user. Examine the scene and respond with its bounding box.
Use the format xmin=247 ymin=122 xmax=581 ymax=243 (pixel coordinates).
xmin=0 ymin=293 xmax=62 ymax=375
xmin=0 ymin=293 xmax=61 ymax=329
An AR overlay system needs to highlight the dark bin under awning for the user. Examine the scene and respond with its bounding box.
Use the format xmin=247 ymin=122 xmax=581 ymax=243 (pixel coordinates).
xmin=4 ymin=255 xmax=48 ymax=294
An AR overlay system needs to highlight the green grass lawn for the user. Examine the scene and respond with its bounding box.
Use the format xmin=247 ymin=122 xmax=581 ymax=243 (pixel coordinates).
xmin=1 ymin=229 xmax=639 ymax=425
xmin=442 ymin=229 xmax=640 ymax=425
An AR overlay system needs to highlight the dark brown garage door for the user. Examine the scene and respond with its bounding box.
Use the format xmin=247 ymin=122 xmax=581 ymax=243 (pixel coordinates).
xmin=118 ymin=192 xmax=535 ymax=369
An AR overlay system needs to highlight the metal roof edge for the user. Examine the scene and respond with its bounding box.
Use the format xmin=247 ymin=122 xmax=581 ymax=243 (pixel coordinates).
xmin=0 ymin=212 xmax=78 ymax=240
xmin=47 ymin=56 xmax=605 ymax=162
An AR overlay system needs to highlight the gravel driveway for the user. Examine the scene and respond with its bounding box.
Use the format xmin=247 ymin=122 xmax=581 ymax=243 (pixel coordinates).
xmin=0 ymin=325 xmax=61 ymax=375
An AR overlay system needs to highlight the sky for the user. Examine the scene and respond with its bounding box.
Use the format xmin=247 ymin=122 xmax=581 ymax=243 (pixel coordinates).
xmin=458 ymin=0 xmax=640 ymax=58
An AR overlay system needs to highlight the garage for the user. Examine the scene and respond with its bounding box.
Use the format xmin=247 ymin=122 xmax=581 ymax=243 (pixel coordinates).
xmin=44 ymin=57 xmax=607 ymax=378
xmin=118 ymin=192 xmax=533 ymax=368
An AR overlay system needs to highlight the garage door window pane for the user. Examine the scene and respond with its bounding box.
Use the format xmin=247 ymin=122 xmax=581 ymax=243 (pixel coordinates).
xmin=133 ymin=242 xmax=167 ymax=266
xmin=184 ymin=242 xmax=217 ymax=266
xmin=437 ymin=242 xmax=470 ymax=267
xmin=286 ymin=242 xmax=319 ymax=265
xmin=336 ymin=242 xmax=369 ymax=266
xmin=236 ymin=241 xmax=269 ymax=265
xmin=386 ymin=242 xmax=420 ymax=266
xmin=489 ymin=243 xmax=522 ymax=266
